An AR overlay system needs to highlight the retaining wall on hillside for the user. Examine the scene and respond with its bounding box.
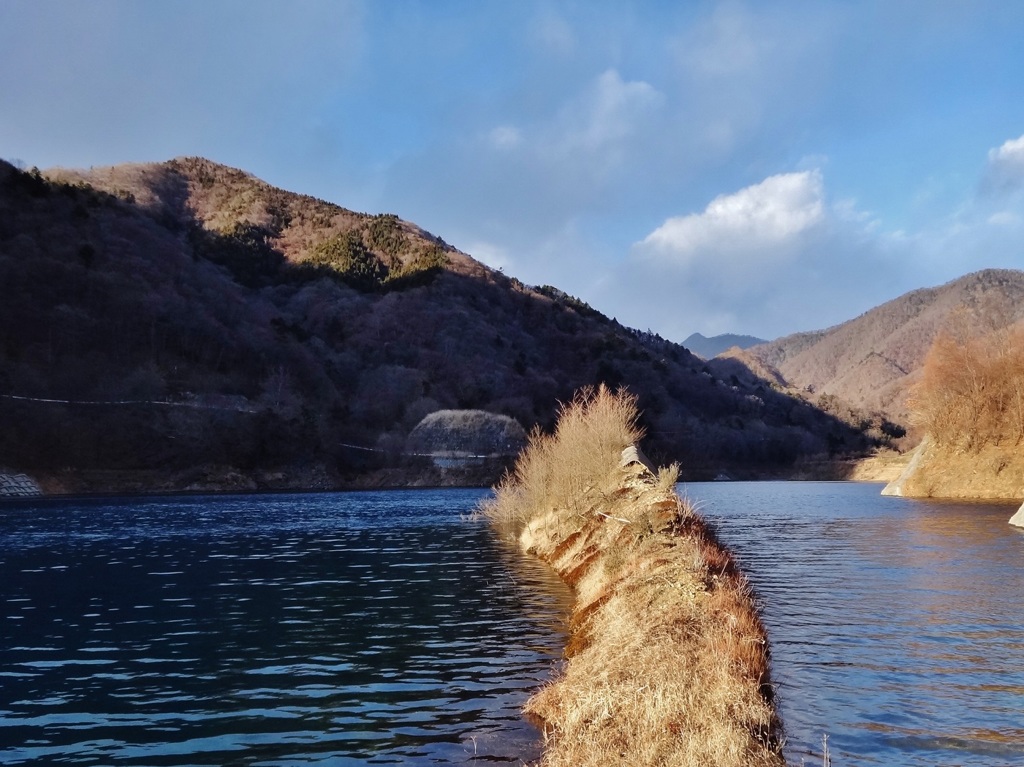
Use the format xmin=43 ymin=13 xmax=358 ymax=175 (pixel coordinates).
xmin=0 ymin=472 xmax=43 ymax=498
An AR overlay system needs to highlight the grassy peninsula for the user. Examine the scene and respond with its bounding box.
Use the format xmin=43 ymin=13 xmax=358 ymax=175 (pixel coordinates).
xmin=481 ymin=387 xmax=783 ymax=767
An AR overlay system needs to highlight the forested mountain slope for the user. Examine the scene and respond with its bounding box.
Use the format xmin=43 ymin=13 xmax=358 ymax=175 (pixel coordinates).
xmin=747 ymin=270 xmax=1024 ymax=425
xmin=0 ymin=158 xmax=874 ymax=490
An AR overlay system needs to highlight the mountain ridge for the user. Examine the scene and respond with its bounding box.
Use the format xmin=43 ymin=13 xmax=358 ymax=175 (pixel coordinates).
xmin=682 ymin=332 xmax=767 ymax=359
xmin=0 ymin=157 xmax=875 ymax=491
xmin=746 ymin=268 xmax=1024 ymax=424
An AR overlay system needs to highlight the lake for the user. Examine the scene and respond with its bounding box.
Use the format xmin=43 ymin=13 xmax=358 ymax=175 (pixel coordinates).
xmin=685 ymin=481 xmax=1024 ymax=767
xmin=0 ymin=490 xmax=571 ymax=766
xmin=3 ymin=483 xmax=1023 ymax=766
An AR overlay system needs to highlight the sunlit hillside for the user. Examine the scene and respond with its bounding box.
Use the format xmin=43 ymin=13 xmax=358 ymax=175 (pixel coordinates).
xmin=881 ymin=322 xmax=1024 ymax=501
xmin=747 ymin=269 xmax=1024 ymax=427
xmin=0 ymin=158 xmax=878 ymax=491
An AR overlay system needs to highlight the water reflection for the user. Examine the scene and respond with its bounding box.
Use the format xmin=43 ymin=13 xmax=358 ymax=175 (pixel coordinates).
xmin=0 ymin=490 xmax=571 ymax=766
xmin=686 ymin=481 xmax=1024 ymax=767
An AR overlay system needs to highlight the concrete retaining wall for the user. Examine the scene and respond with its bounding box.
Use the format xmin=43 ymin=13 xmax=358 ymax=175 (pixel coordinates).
xmin=0 ymin=472 xmax=43 ymax=498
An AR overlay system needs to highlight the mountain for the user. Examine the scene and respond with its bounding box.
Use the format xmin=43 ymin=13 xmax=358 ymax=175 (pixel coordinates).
xmin=0 ymin=158 xmax=875 ymax=492
xmin=746 ymin=269 xmax=1024 ymax=425
xmin=682 ymin=332 xmax=767 ymax=359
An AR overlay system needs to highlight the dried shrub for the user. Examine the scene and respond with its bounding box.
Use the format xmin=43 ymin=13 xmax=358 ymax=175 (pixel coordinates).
xmin=911 ymin=323 xmax=1024 ymax=451
xmin=480 ymin=385 xmax=642 ymax=536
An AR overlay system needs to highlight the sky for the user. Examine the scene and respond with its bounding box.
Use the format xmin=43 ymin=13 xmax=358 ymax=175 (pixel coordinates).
xmin=3 ymin=1 xmax=1024 ymax=342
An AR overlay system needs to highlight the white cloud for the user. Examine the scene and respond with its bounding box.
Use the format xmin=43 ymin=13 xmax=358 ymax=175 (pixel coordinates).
xmin=551 ymin=69 xmax=664 ymax=156
xmin=982 ymin=134 xmax=1024 ymax=194
xmin=489 ymin=125 xmax=522 ymax=150
xmin=609 ymin=135 xmax=1024 ymax=341
xmin=385 ymin=67 xmax=667 ymax=247
xmin=988 ymin=134 xmax=1024 ymax=166
xmin=988 ymin=211 xmax=1021 ymax=227
xmin=668 ymin=4 xmax=836 ymax=159
xmin=595 ymin=168 xmax=919 ymax=340
xmin=639 ymin=170 xmax=825 ymax=267
xmin=684 ymin=4 xmax=766 ymax=78
xmin=532 ymin=10 xmax=576 ymax=56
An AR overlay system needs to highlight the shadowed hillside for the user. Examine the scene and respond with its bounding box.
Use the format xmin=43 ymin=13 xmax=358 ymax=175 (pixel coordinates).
xmin=747 ymin=270 xmax=1024 ymax=427
xmin=0 ymin=158 xmax=879 ymax=491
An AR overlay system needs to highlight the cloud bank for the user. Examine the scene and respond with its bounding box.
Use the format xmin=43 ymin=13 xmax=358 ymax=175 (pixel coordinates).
xmin=599 ymin=130 xmax=1024 ymax=340
xmin=601 ymin=168 xmax=894 ymax=339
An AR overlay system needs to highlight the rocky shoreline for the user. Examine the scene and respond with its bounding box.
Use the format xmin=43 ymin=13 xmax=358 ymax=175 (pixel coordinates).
xmin=9 ymin=462 xmax=513 ymax=498
xmin=6 ymin=450 xmax=903 ymax=501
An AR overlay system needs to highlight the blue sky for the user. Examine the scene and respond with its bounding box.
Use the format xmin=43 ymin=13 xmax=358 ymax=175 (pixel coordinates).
xmin=3 ymin=1 xmax=1024 ymax=341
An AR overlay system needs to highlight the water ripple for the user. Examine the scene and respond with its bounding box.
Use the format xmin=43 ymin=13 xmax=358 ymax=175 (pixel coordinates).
xmin=0 ymin=490 xmax=571 ymax=765
xmin=685 ymin=481 xmax=1024 ymax=767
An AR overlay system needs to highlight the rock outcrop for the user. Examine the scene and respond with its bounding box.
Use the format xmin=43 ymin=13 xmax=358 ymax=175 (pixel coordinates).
xmin=881 ymin=438 xmax=930 ymax=497
xmin=406 ymin=409 xmax=527 ymax=467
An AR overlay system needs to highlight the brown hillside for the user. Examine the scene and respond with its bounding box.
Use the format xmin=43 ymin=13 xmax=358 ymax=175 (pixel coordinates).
xmin=1 ymin=158 xmax=879 ymax=491
xmin=747 ymin=269 xmax=1024 ymax=424
xmin=48 ymin=157 xmax=483 ymax=285
xmin=883 ymin=323 xmax=1024 ymax=501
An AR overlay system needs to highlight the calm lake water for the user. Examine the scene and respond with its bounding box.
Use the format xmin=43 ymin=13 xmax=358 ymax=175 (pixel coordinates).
xmin=0 ymin=490 xmax=571 ymax=766
xmin=685 ymin=481 xmax=1024 ymax=767
xmin=4 ymin=484 xmax=1023 ymax=766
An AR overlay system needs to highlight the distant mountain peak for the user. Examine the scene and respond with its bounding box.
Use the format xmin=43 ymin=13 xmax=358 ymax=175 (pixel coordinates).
xmin=746 ymin=268 xmax=1024 ymax=422
xmin=683 ymin=332 xmax=768 ymax=359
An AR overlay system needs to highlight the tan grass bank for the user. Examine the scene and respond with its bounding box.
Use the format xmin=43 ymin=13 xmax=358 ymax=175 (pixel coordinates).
xmin=480 ymin=386 xmax=784 ymax=767
xmin=882 ymin=436 xmax=1024 ymax=502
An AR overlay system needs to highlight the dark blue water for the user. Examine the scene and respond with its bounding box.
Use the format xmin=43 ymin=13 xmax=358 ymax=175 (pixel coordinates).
xmin=6 ymin=484 xmax=1024 ymax=767
xmin=685 ymin=481 xmax=1024 ymax=767
xmin=0 ymin=490 xmax=571 ymax=766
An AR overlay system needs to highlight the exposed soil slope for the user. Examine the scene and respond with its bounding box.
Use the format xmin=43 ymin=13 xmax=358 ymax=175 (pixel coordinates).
xmin=883 ymin=439 xmax=1024 ymax=501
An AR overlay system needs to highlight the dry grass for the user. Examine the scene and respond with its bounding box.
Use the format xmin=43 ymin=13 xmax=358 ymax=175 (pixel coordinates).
xmin=480 ymin=386 xmax=784 ymax=767
xmin=893 ymin=321 xmax=1024 ymax=500
xmin=480 ymin=385 xmax=643 ymax=537
xmin=890 ymin=438 xmax=1024 ymax=500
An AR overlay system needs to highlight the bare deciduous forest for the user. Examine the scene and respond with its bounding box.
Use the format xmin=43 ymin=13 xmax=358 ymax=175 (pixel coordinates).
xmin=0 ymin=158 xmax=889 ymax=488
xmin=912 ymin=322 xmax=1024 ymax=451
